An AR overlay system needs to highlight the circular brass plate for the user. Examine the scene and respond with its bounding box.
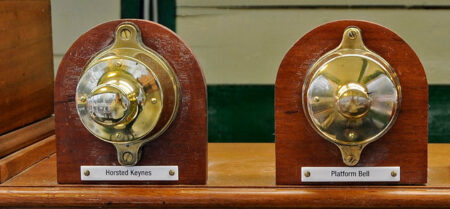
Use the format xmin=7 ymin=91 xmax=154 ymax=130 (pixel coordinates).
xmin=303 ymin=27 xmax=401 ymax=146
xmin=75 ymin=22 xmax=180 ymax=165
xmin=75 ymin=22 xmax=180 ymax=146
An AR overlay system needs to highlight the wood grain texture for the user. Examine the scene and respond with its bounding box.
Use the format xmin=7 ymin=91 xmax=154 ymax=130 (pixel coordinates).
xmin=0 ymin=116 xmax=54 ymax=158
xmin=0 ymin=143 xmax=449 ymax=208
xmin=0 ymin=135 xmax=55 ymax=183
xmin=55 ymin=19 xmax=207 ymax=184
xmin=0 ymin=0 xmax=53 ymax=135
xmin=275 ymin=20 xmax=428 ymax=184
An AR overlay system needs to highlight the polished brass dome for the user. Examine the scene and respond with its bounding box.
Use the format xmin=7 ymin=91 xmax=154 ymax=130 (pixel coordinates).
xmin=302 ymin=27 xmax=401 ymax=166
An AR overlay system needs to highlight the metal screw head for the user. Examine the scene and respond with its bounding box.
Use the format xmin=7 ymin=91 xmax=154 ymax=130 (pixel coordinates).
xmin=347 ymin=131 xmax=357 ymax=140
xmin=346 ymin=155 xmax=354 ymax=162
xmin=313 ymin=96 xmax=320 ymax=102
xmin=151 ymin=98 xmax=157 ymax=104
xmin=84 ymin=170 xmax=90 ymax=176
xmin=304 ymin=171 xmax=311 ymax=177
xmin=120 ymin=29 xmax=131 ymax=40
xmin=391 ymin=171 xmax=397 ymax=177
xmin=122 ymin=152 xmax=134 ymax=164
xmin=79 ymin=96 xmax=87 ymax=103
xmin=169 ymin=169 xmax=175 ymax=176
xmin=348 ymin=29 xmax=357 ymax=39
xmin=114 ymin=132 xmax=123 ymax=140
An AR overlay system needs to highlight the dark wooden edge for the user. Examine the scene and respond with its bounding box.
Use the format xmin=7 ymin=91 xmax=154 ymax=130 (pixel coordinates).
xmin=0 ymin=116 xmax=54 ymax=158
xmin=0 ymin=136 xmax=55 ymax=183
xmin=0 ymin=187 xmax=448 ymax=208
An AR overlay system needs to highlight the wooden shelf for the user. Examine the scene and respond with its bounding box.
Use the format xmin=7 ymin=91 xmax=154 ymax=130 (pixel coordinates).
xmin=0 ymin=142 xmax=449 ymax=208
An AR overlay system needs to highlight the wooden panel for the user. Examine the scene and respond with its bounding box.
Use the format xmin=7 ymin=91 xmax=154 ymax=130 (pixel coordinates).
xmin=0 ymin=0 xmax=53 ymax=135
xmin=0 ymin=116 xmax=54 ymax=158
xmin=5 ymin=144 xmax=448 ymax=187
xmin=0 ymin=143 xmax=449 ymax=208
xmin=55 ymin=19 xmax=207 ymax=184
xmin=275 ymin=20 xmax=428 ymax=184
xmin=0 ymin=186 xmax=448 ymax=208
xmin=0 ymin=136 xmax=55 ymax=183
xmin=207 ymin=143 xmax=275 ymax=186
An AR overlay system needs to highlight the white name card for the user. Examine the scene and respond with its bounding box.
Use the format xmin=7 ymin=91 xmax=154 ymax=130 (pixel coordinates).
xmin=301 ymin=166 xmax=400 ymax=182
xmin=80 ymin=165 xmax=178 ymax=181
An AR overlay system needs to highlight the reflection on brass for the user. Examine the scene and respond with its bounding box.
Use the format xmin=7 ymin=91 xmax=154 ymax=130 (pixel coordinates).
xmin=76 ymin=22 xmax=180 ymax=166
xmin=303 ymin=27 xmax=401 ymax=166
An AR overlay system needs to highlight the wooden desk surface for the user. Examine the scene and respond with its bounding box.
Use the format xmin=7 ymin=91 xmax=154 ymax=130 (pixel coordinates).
xmin=0 ymin=143 xmax=449 ymax=208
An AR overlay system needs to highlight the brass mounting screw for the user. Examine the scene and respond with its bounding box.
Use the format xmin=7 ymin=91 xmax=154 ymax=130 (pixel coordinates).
xmin=304 ymin=171 xmax=311 ymax=177
xmin=169 ymin=169 xmax=175 ymax=176
xmin=122 ymin=152 xmax=134 ymax=164
xmin=115 ymin=132 xmax=123 ymax=140
xmin=79 ymin=96 xmax=87 ymax=103
xmin=347 ymin=131 xmax=357 ymax=140
xmin=313 ymin=96 xmax=320 ymax=102
xmin=151 ymin=98 xmax=158 ymax=104
xmin=84 ymin=170 xmax=90 ymax=176
xmin=391 ymin=171 xmax=397 ymax=177
xmin=346 ymin=155 xmax=354 ymax=163
xmin=348 ymin=29 xmax=357 ymax=39
xmin=120 ymin=29 xmax=131 ymax=40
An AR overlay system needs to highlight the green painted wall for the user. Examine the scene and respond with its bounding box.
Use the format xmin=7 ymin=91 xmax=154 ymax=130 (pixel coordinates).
xmin=121 ymin=0 xmax=176 ymax=31
xmin=158 ymin=0 xmax=176 ymax=31
xmin=121 ymin=0 xmax=142 ymax=19
xmin=429 ymin=85 xmax=450 ymax=143
xmin=208 ymin=85 xmax=450 ymax=143
xmin=208 ymin=85 xmax=274 ymax=142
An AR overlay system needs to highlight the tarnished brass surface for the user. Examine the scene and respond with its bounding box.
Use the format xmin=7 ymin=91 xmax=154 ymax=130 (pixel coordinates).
xmin=76 ymin=22 xmax=180 ymax=165
xmin=302 ymin=27 xmax=401 ymax=166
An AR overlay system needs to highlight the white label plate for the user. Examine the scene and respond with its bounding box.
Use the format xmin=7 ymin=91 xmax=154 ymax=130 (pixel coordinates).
xmin=80 ymin=166 xmax=178 ymax=181
xmin=301 ymin=166 xmax=400 ymax=182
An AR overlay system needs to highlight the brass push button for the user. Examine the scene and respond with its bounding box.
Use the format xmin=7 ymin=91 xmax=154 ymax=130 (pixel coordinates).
xmin=303 ymin=27 xmax=401 ymax=166
xmin=87 ymin=69 xmax=140 ymax=126
xmin=336 ymin=83 xmax=371 ymax=119
xmin=75 ymin=22 xmax=180 ymax=166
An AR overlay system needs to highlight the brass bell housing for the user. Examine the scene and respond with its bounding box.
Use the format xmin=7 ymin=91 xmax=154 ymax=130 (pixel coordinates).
xmin=302 ymin=27 xmax=401 ymax=166
xmin=76 ymin=22 xmax=180 ymax=166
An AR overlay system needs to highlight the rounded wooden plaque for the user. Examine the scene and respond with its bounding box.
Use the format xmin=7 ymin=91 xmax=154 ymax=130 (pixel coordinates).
xmin=275 ymin=20 xmax=427 ymax=185
xmin=55 ymin=19 xmax=207 ymax=184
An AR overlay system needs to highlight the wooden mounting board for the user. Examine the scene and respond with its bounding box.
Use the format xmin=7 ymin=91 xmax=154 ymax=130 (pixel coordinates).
xmin=0 ymin=143 xmax=448 ymax=208
xmin=0 ymin=117 xmax=54 ymax=158
xmin=0 ymin=135 xmax=55 ymax=183
xmin=55 ymin=19 xmax=207 ymax=184
xmin=275 ymin=20 xmax=428 ymax=184
xmin=0 ymin=0 xmax=53 ymax=135
xmin=0 ymin=116 xmax=54 ymax=183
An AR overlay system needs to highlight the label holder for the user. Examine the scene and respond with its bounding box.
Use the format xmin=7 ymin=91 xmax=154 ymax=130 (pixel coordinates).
xmin=80 ymin=165 xmax=179 ymax=181
xmin=301 ymin=166 xmax=400 ymax=182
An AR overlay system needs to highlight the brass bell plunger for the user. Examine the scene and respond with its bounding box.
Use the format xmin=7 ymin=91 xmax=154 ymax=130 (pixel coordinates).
xmin=303 ymin=27 xmax=401 ymax=166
